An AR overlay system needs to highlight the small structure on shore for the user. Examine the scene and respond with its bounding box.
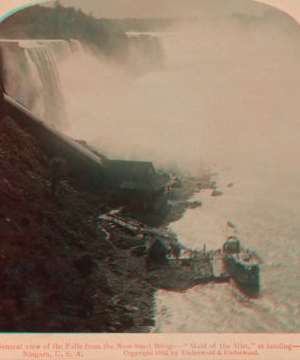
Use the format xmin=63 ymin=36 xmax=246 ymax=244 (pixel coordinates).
xmin=104 ymin=160 xmax=169 ymax=209
xmin=146 ymin=236 xmax=172 ymax=271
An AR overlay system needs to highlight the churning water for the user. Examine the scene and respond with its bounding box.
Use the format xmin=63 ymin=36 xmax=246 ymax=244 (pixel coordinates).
xmin=2 ymin=9 xmax=300 ymax=332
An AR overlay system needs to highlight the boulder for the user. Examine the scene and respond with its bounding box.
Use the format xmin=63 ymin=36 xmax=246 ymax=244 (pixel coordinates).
xmin=211 ymin=189 xmax=223 ymax=197
xmin=187 ymin=200 xmax=202 ymax=209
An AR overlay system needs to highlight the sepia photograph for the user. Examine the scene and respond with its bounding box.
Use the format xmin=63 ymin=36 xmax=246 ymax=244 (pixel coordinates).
xmin=0 ymin=0 xmax=299 ymax=358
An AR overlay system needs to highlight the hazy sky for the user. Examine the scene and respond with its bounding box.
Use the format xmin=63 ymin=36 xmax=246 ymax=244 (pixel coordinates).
xmin=1 ymin=0 xmax=300 ymax=23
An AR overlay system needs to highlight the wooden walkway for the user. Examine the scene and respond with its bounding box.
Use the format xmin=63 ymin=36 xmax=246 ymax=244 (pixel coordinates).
xmin=98 ymin=213 xmax=147 ymax=234
xmin=168 ymin=249 xmax=230 ymax=284
xmin=210 ymin=249 xmax=230 ymax=282
xmin=99 ymin=212 xmax=231 ymax=285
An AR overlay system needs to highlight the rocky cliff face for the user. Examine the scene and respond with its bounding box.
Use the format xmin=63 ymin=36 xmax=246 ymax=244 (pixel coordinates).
xmin=0 ymin=115 xmax=156 ymax=332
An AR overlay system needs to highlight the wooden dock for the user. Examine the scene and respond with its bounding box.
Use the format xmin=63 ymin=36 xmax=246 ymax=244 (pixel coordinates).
xmin=209 ymin=249 xmax=231 ymax=282
xmin=167 ymin=248 xmax=231 ymax=285
xmin=99 ymin=212 xmax=231 ymax=286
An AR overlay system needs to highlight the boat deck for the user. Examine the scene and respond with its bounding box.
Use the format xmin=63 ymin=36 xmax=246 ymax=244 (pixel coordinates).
xmin=211 ymin=250 xmax=230 ymax=282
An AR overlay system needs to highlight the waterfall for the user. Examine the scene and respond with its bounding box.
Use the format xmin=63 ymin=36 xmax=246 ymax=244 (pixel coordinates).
xmin=23 ymin=49 xmax=45 ymax=117
xmin=38 ymin=40 xmax=72 ymax=61
xmin=0 ymin=39 xmax=79 ymax=129
xmin=25 ymin=44 xmax=66 ymax=126
xmin=126 ymin=34 xmax=165 ymax=75
xmin=69 ymin=39 xmax=84 ymax=53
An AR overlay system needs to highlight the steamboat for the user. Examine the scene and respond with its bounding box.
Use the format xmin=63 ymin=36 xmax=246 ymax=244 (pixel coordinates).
xmin=223 ymin=223 xmax=261 ymax=287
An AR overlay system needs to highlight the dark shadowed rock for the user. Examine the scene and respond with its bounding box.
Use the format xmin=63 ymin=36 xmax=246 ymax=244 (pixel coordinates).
xmin=143 ymin=318 xmax=156 ymax=327
xmin=211 ymin=189 xmax=223 ymax=197
xmin=187 ymin=200 xmax=202 ymax=209
xmin=131 ymin=245 xmax=147 ymax=257
xmin=117 ymin=313 xmax=135 ymax=330
xmin=93 ymin=269 xmax=114 ymax=296
xmin=73 ymin=254 xmax=94 ymax=278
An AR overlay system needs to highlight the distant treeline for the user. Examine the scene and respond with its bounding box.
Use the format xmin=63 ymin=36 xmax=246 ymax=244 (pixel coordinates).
xmin=0 ymin=3 xmax=189 ymax=35
xmin=0 ymin=4 xmax=129 ymax=59
xmin=0 ymin=3 xmax=198 ymax=63
xmin=0 ymin=4 xmax=187 ymax=59
xmin=113 ymin=17 xmax=185 ymax=32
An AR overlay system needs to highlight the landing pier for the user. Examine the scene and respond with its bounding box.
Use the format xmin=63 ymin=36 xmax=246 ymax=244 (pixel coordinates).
xmin=167 ymin=248 xmax=230 ymax=285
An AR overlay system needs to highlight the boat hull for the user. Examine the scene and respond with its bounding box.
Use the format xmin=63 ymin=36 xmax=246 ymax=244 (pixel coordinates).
xmin=224 ymin=255 xmax=260 ymax=287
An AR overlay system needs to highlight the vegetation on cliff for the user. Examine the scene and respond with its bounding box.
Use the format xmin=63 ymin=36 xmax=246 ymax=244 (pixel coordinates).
xmin=0 ymin=3 xmax=128 ymax=60
xmin=0 ymin=115 xmax=157 ymax=332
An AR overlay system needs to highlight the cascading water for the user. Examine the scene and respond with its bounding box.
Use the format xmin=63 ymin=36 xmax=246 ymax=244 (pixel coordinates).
xmin=25 ymin=44 xmax=66 ymax=125
xmin=69 ymin=39 xmax=84 ymax=53
xmin=0 ymin=39 xmax=81 ymax=129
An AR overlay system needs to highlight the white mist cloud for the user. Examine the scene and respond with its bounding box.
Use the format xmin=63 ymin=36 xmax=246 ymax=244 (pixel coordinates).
xmin=3 ymin=0 xmax=300 ymax=185
xmin=56 ymin=13 xmax=300 ymax=184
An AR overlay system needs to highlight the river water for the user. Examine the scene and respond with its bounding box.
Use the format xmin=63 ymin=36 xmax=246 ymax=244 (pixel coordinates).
xmin=55 ymin=19 xmax=300 ymax=333
xmin=149 ymin=24 xmax=300 ymax=333
xmin=155 ymin=168 xmax=300 ymax=332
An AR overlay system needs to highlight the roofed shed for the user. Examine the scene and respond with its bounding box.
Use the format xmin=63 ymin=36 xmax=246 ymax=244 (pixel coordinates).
xmin=146 ymin=236 xmax=171 ymax=271
xmin=105 ymin=160 xmax=156 ymax=184
xmin=104 ymin=160 xmax=168 ymax=209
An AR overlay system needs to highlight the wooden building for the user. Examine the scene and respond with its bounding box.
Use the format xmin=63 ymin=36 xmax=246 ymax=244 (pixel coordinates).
xmin=104 ymin=160 xmax=169 ymax=209
xmin=146 ymin=236 xmax=171 ymax=271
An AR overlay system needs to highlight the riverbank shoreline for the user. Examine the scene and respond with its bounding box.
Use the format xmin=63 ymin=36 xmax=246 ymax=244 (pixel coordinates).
xmin=0 ymin=114 xmax=217 ymax=332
